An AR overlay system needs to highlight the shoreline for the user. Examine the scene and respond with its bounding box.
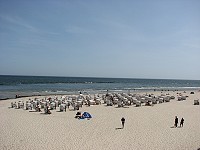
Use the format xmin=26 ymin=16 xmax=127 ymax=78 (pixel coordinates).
xmin=1 ymin=88 xmax=200 ymax=101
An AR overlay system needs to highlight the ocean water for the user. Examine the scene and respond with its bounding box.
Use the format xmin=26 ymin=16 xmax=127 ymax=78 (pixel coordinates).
xmin=0 ymin=75 xmax=200 ymax=99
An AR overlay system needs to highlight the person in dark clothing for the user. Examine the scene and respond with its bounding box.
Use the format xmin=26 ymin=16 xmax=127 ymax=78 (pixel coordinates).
xmin=64 ymin=105 xmax=67 ymax=112
xmin=175 ymin=116 xmax=178 ymax=128
xmin=180 ymin=118 xmax=184 ymax=127
xmin=121 ymin=117 xmax=125 ymax=129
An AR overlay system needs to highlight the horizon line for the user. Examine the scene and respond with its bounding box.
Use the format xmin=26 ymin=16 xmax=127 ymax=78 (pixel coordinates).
xmin=0 ymin=74 xmax=199 ymax=81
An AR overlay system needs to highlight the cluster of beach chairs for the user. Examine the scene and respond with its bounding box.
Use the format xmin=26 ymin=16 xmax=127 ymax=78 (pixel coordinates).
xmin=10 ymin=94 xmax=102 ymax=114
xmin=102 ymin=93 xmax=177 ymax=107
xmin=10 ymin=91 xmax=197 ymax=113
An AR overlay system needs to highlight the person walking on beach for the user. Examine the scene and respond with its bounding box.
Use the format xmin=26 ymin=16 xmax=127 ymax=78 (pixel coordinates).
xmin=121 ymin=117 xmax=125 ymax=129
xmin=180 ymin=118 xmax=184 ymax=127
xmin=174 ymin=116 xmax=178 ymax=128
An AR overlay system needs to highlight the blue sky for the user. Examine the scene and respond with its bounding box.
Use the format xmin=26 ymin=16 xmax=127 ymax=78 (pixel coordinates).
xmin=0 ymin=0 xmax=200 ymax=80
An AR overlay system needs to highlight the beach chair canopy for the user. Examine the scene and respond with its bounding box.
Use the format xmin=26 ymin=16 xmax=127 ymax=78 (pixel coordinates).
xmin=82 ymin=112 xmax=92 ymax=119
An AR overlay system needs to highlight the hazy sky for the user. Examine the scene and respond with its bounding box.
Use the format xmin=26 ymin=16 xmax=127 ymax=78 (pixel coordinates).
xmin=0 ymin=0 xmax=200 ymax=80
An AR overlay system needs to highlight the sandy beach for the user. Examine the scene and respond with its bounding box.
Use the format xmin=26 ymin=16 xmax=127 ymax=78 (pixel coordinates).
xmin=0 ymin=90 xmax=200 ymax=150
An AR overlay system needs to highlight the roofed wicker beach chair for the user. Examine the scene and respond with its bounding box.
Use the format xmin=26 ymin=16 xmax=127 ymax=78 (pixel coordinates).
xmin=135 ymin=101 xmax=141 ymax=107
xmin=178 ymin=96 xmax=182 ymax=101
xmin=117 ymin=100 xmax=123 ymax=107
xmin=152 ymin=98 xmax=157 ymax=104
xmin=158 ymin=98 xmax=164 ymax=103
xmin=26 ymin=102 xmax=32 ymax=110
xmin=164 ymin=96 xmax=170 ymax=102
xmin=106 ymin=99 xmax=113 ymax=106
xmin=194 ymin=100 xmax=199 ymax=105
xmin=181 ymin=96 xmax=186 ymax=100
xmin=50 ymin=102 xmax=56 ymax=110
xmin=60 ymin=104 xmax=65 ymax=112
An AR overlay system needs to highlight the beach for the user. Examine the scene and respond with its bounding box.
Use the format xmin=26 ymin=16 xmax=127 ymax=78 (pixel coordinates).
xmin=0 ymin=90 xmax=200 ymax=150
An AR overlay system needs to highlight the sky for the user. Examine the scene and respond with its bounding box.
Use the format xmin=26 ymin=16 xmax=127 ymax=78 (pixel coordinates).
xmin=0 ymin=0 xmax=200 ymax=80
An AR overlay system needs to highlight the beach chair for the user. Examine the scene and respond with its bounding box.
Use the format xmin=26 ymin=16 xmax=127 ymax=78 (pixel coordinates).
xmin=106 ymin=100 xmax=112 ymax=106
xmin=117 ymin=101 xmax=123 ymax=107
xmin=95 ymin=99 xmax=101 ymax=105
xmin=40 ymin=102 xmax=46 ymax=109
xmin=194 ymin=100 xmax=199 ymax=105
xmin=60 ymin=104 xmax=65 ymax=112
xmin=181 ymin=96 xmax=186 ymax=100
xmin=132 ymin=98 xmax=137 ymax=105
xmin=158 ymin=98 xmax=164 ymax=103
xmin=17 ymin=102 xmax=21 ymax=109
xmin=112 ymin=97 xmax=118 ymax=105
xmin=178 ymin=96 xmax=182 ymax=101
xmin=140 ymin=98 xmax=146 ymax=103
xmin=44 ymin=106 xmax=51 ymax=114
xmin=152 ymin=98 xmax=157 ymax=104
xmin=11 ymin=102 xmax=14 ymax=108
xmin=164 ymin=96 xmax=170 ymax=102
xmin=170 ymin=96 xmax=175 ymax=99
xmin=50 ymin=103 xmax=55 ymax=110
xmin=135 ymin=101 xmax=141 ymax=107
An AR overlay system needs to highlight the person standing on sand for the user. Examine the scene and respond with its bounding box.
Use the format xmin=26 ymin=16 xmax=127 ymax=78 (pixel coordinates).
xmin=180 ymin=118 xmax=184 ymax=127
xmin=121 ymin=117 xmax=125 ymax=129
xmin=175 ymin=116 xmax=178 ymax=128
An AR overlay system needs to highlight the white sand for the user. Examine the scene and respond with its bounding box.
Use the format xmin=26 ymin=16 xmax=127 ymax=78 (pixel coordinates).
xmin=0 ymin=91 xmax=200 ymax=150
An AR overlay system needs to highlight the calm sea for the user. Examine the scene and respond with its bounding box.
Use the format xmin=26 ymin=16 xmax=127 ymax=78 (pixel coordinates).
xmin=0 ymin=75 xmax=200 ymax=99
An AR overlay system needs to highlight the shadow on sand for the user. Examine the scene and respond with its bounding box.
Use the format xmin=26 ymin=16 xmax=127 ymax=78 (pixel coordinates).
xmin=115 ymin=106 xmax=129 ymax=108
xmin=170 ymin=126 xmax=183 ymax=128
xmin=56 ymin=110 xmax=66 ymax=112
xmin=29 ymin=110 xmax=37 ymax=112
xmin=40 ymin=112 xmax=51 ymax=115
xmin=115 ymin=127 xmax=123 ymax=130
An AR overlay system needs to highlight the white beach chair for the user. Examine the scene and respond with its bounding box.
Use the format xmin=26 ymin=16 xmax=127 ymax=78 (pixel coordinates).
xmin=26 ymin=102 xmax=32 ymax=110
xmin=158 ymin=98 xmax=164 ymax=103
xmin=17 ymin=102 xmax=21 ymax=109
xmin=152 ymin=98 xmax=157 ymax=104
xmin=60 ymin=104 xmax=65 ymax=111
xmin=106 ymin=100 xmax=112 ymax=106
xmin=44 ymin=106 xmax=48 ymax=114
xmin=132 ymin=98 xmax=137 ymax=104
xmin=164 ymin=96 xmax=170 ymax=102
xmin=11 ymin=102 xmax=14 ymax=108
xmin=178 ymin=96 xmax=182 ymax=101
xmin=95 ymin=99 xmax=101 ymax=105
xmin=135 ymin=101 xmax=141 ymax=107
xmin=50 ymin=102 xmax=56 ymax=110
xmin=170 ymin=96 xmax=175 ymax=99
xmin=89 ymin=100 xmax=96 ymax=105
xmin=140 ymin=98 xmax=146 ymax=103
xmin=113 ymin=97 xmax=118 ymax=105
xmin=117 ymin=101 xmax=123 ymax=107
xmin=194 ymin=100 xmax=199 ymax=105
xmin=40 ymin=102 xmax=46 ymax=108
xmin=181 ymin=96 xmax=186 ymax=100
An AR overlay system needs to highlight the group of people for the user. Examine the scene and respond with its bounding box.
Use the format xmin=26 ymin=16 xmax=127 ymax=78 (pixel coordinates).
xmin=175 ymin=116 xmax=184 ymax=128
xmin=120 ymin=116 xmax=184 ymax=130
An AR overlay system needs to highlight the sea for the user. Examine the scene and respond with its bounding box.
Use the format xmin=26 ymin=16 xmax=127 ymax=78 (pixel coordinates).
xmin=0 ymin=75 xmax=200 ymax=100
